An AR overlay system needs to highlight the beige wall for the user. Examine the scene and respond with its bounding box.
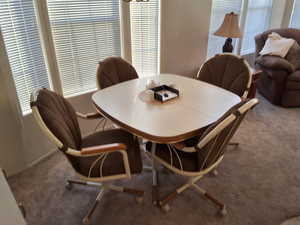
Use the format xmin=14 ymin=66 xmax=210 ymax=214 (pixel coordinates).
xmin=281 ymin=0 xmax=294 ymax=28
xmin=270 ymin=0 xmax=289 ymax=29
xmin=160 ymin=0 xmax=212 ymax=78
xmin=0 ymin=35 xmax=25 ymax=175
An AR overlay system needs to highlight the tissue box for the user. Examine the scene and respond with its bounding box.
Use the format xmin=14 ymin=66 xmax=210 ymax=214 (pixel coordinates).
xmin=151 ymin=85 xmax=179 ymax=102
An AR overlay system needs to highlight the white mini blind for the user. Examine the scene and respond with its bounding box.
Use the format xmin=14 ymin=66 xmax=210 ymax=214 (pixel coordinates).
xmin=0 ymin=0 xmax=50 ymax=114
xmin=241 ymin=0 xmax=273 ymax=55
xmin=130 ymin=0 xmax=160 ymax=77
xmin=207 ymin=0 xmax=242 ymax=58
xmin=290 ymin=0 xmax=300 ymax=28
xmin=47 ymin=0 xmax=121 ymax=97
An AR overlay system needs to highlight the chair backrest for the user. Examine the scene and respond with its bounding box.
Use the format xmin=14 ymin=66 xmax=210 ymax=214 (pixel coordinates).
xmin=30 ymin=88 xmax=82 ymax=151
xmin=197 ymin=53 xmax=251 ymax=98
xmin=255 ymin=28 xmax=300 ymax=59
xmin=196 ymin=98 xmax=259 ymax=171
xmin=96 ymin=57 xmax=139 ymax=89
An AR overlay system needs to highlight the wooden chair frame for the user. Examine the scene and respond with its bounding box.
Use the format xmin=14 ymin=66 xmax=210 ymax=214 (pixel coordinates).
xmin=30 ymin=90 xmax=144 ymax=225
xmin=147 ymin=99 xmax=259 ymax=215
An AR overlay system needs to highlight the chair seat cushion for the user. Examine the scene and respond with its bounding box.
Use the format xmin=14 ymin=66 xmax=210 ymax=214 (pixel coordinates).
xmin=146 ymin=142 xmax=199 ymax=172
xmin=78 ymin=129 xmax=142 ymax=178
xmin=286 ymin=71 xmax=300 ymax=90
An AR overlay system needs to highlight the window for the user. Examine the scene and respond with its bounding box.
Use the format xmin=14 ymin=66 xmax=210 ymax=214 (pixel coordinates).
xmin=47 ymin=0 xmax=121 ymax=97
xmin=290 ymin=0 xmax=300 ymax=28
xmin=130 ymin=0 xmax=160 ymax=77
xmin=207 ymin=0 xmax=273 ymax=57
xmin=0 ymin=0 xmax=50 ymax=114
xmin=241 ymin=0 xmax=273 ymax=55
xmin=0 ymin=0 xmax=161 ymax=115
xmin=207 ymin=0 xmax=242 ymax=58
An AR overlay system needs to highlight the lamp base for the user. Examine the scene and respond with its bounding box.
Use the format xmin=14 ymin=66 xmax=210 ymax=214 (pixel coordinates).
xmin=222 ymin=38 xmax=233 ymax=53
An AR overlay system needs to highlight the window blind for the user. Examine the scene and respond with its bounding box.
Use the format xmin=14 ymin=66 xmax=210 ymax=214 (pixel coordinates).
xmin=0 ymin=0 xmax=50 ymax=114
xmin=130 ymin=0 xmax=160 ymax=77
xmin=47 ymin=0 xmax=121 ymax=97
xmin=241 ymin=0 xmax=273 ymax=55
xmin=207 ymin=0 xmax=242 ymax=58
xmin=290 ymin=0 xmax=300 ymax=28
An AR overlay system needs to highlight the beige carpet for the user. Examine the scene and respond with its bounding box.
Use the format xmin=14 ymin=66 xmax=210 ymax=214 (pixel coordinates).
xmin=8 ymin=95 xmax=300 ymax=225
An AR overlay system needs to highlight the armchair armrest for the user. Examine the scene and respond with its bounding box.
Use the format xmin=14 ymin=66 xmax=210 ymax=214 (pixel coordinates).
xmin=80 ymin=143 xmax=131 ymax=178
xmin=255 ymin=55 xmax=294 ymax=73
xmin=76 ymin=111 xmax=103 ymax=120
xmin=81 ymin=143 xmax=127 ymax=156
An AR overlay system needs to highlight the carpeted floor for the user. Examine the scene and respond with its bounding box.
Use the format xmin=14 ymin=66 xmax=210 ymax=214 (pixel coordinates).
xmin=8 ymin=95 xmax=300 ymax=225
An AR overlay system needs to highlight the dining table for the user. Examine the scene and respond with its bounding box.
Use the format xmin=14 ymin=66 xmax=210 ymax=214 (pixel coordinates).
xmin=92 ymin=73 xmax=241 ymax=204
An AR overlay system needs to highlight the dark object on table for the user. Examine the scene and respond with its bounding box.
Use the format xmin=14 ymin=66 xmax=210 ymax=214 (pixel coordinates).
xmin=151 ymin=85 xmax=179 ymax=102
xmin=255 ymin=28 xmax=300 ymax=107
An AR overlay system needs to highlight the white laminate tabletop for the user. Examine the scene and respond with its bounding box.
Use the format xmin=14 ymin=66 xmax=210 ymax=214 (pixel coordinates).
xmin=0 ymin=169 xmax=27 ymax=225
xmin=92 ymin=74 xmax=241 ymax=143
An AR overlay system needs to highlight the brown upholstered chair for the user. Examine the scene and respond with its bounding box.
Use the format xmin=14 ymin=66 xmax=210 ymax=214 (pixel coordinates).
xmin=96 ymin=56 xmax=139 ymax=89
xmin=146 ymin=98 xmax=259 ymax=215
xmin=255 ymin=28 xmax=300 ymax=107
xmin=197 ymin=53 xmax=252 ymax=98
xmin=30 ymin=88 xmax=143 ymax=225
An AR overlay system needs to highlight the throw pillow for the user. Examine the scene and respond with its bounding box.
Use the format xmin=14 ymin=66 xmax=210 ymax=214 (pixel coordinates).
xmin=260 ymin=32 xmax=295 ymax=58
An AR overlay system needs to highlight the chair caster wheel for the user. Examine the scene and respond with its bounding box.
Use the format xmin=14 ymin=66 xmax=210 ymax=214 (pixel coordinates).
xmin=161 ymin=204 xmax=171 ymax=213
xmin=18 ymin=203 xmax=26 ymax=218
xmin=219 ymin=206 xmax=227 ymax=217
xmin=135 ymin=196 xmax=144 ymax=204
xmin=212 ymin=169 xmax=218 ymax=176
xmin=82 ymin=217 xmax=91 ymax=225
xmin=65 ymin=182 xmax=73 ymax=190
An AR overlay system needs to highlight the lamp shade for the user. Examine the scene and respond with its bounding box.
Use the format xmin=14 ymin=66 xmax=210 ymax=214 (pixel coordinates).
xmin=214 ymin=12 xmax=242 ymax=38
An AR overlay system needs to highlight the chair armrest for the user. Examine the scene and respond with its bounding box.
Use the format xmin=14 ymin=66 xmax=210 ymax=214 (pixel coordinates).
xmin=80 ymin=143 xmax=131 ymax=178
xmin=76 ymin=111 xmax=103 ymax=120
xmin=255 ymin=55 xmax=294 ymax=73
xmin=171 ymin=143 xmax=197 ymax=153
xmin=81 ymin=143 xmax=127 ymax=156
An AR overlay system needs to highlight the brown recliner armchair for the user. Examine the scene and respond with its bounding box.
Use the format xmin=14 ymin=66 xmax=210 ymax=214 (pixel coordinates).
xmin=255 ymin=28 xmax=300 ymax=107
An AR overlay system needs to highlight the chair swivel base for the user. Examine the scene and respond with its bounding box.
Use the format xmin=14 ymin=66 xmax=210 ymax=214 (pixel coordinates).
xmin=66 ymin=179 xmax=144 ymax=225
xmin=158 ymin=177 xmax=227 ymax=216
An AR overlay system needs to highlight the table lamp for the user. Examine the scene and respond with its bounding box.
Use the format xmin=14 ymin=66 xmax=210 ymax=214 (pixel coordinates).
xmin=214 ymin=12 xmax=242 ymax=53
